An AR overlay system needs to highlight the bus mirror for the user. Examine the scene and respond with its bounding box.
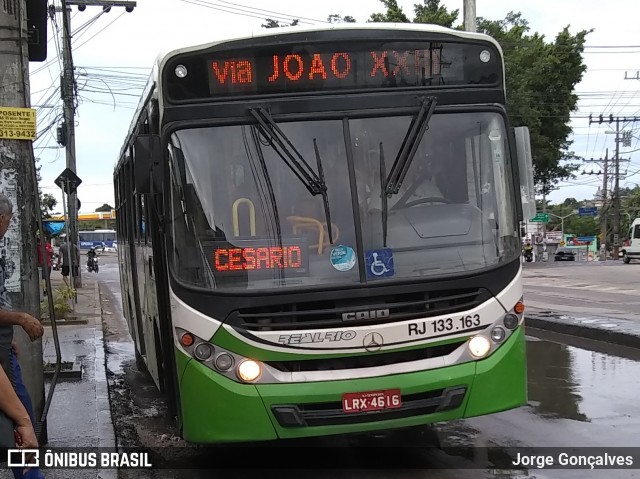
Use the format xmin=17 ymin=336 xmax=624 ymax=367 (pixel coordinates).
xmin=514 ymin=126 xmax=536 ymax=221
xmin=134 ymin=134 xmax=162 ymax=194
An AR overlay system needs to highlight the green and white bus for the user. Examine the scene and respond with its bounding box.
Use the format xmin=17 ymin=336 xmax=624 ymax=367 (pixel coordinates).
xmin=114 ymin=23 xmax=536 ymax=443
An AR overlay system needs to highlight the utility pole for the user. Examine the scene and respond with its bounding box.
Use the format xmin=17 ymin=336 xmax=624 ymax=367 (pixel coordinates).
xmin=60 ymin=0 xmax=81 ymax=288
xmin=0 ymin=0 xmax=46 ymax=440
xmin=463 ymin=0 xmax=476 ymax=32
xmin=589 ymin=113 xmax=640 ymax=259
xmin=614 ymin=118 xmax=621 ymax=260
xmin=583 ymin=149 xmax=608 ymax=257
xmin=58 ymin=0 xmax=136 ymax=288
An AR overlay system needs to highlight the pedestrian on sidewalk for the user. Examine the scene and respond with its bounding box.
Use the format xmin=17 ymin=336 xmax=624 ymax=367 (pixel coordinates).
xmin=57 ymin=238 xmax=79 ymax=289
xmin=36 ymin=235 xmax=53 ymax=297
xmin=0 ymin=193 xmax=46 ymax=479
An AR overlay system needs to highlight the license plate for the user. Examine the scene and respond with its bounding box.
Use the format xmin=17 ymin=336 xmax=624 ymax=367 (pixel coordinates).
xmin=342 ymin=389 xmax=402 ymax=413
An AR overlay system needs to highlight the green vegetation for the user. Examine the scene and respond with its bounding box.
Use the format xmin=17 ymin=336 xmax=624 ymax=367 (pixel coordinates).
xmin=40 ymin=286 xmax=76 ymax=319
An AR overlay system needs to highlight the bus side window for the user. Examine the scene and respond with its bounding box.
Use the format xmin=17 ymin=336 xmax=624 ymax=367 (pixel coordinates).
xmin=634 ymin=224 xmax=640 ymax=239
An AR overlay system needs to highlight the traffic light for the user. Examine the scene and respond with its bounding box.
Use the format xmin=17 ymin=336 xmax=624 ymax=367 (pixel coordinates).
xmin=56 ymin=124 xmax=67 ymax=146
xmin=26 ymin=0 xmax=48 ymax=62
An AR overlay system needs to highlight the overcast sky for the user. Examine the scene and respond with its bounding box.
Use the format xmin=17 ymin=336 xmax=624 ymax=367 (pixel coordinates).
xmin=30 ymin=0 xmax=640 ymax=214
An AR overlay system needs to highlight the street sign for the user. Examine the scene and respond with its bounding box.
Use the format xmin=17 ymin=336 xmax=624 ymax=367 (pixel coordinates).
xmin=54 ymin=168 xmax=82 ymax=195
xmin=578 ymin=207 xmax=598 ymax=217
xmin=546 ymin=231 xmax=563 ymax=243
xmin=530 ymin=213 xmax=549 ymax=223
xmin=0 ymin=107 xmax=36 ymax=140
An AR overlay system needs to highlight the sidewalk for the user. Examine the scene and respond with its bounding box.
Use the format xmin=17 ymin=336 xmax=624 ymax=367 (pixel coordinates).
xmin=525 ymin=308 xmax=640 ymax=349
xmin=38 ymin=272 xmax=116 ymax=479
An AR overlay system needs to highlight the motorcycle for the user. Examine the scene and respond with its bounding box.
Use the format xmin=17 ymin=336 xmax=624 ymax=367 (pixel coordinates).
xmin=51 ymin=252 xmax=60 ymax=270
xmin=87 ymin=250 xmax=99 ymax=273
xmin=523 ymin=249 xmax=533 ymax=262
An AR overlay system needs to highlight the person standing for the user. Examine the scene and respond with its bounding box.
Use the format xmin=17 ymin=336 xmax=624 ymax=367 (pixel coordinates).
xmin=36 ymin=236 xmax=53 ymax=297
xmin=57 ymin=238 xmax=79 ymax=288
xmin=0 ymin=193 xmax=45 ymax=479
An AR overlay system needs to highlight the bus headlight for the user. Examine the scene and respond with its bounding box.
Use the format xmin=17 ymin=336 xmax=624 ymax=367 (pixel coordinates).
xmin=468 ymin=335 xmax=491 ymax=359
xmin=237 ymin=360 xmax=262 ymax=382
xmin=194 ymin=342 xmax=214 ymax=361
xmin=491 ymin=327 xmax=506 ymax=342
xmin=175 ymin=64 xmax=188 ymax=78
xmin=215 ymin=353 xmax=234 ymax=371
xmin=503 ymin=313 xmax=519 ymax=330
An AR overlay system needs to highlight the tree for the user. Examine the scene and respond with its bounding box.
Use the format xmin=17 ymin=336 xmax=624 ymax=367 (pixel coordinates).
xmin=369 ymin=0 xmax=409 ymax=22
xmin=413 ymin=0 xmax=459 ymax=28
xmin=477 ymin=13 xmax=590 ymax=195
xmin=261 ymin=18 xmax=299 ymax=28
xmin=35 ymin=159 xmax=57 ymax=219
xmin=546 ymin=200 xmax=599 ymax=237
xmin=365 ymin=0 xmax=591 ymax=194
xmin=328 ymin=14 xmax=356 ymax=23
xmin=95 ymin=204 xmax=114 ymax=212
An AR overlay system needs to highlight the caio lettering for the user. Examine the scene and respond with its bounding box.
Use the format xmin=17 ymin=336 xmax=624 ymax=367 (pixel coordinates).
xmin=342 ymin=309 xmax=390 ymax=321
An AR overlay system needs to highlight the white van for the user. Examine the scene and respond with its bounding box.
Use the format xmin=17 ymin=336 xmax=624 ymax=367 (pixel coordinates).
xmin=622 ymin=218 xmax=640 ymax=263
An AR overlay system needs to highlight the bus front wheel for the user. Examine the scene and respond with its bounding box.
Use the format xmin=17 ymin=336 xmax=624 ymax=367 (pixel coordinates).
xmin=135 ymin=348 xmax=148 ymax=373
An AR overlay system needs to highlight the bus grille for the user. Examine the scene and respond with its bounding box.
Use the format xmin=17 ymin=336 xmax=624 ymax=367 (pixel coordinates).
xmin=229 ymin=288 xmax=489 ymax=331
xmin=265 ymin=340 xmax=466 ymax=372
xmin=271 ymin=387 xmax=467 ymax=428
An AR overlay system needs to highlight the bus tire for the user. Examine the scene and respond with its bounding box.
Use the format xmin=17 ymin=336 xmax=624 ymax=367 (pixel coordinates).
xmin=154 ymin=325 xmax=166 ymax=393
xmin=135 ymin=348 xmax=147 ymax=373
xmin=623 ymin=251 xmax=631 ymax=263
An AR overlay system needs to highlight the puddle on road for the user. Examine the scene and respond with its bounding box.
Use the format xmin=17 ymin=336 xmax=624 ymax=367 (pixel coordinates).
xmin=525 ymin=334 xmax=640 ymax=423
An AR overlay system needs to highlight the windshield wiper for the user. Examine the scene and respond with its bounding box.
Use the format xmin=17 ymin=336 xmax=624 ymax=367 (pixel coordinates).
xmin=313 ymin=139 xmax=333 ymax=243
xmin=384 ymin=96 xmax=438 ymax=196
xmin=380 ymin=96 xmax=437 ymax=247
xmin=379 ymin=142 xmax=388 ymax=247
xmin=249 ymin=107 xmax=333 ymax=243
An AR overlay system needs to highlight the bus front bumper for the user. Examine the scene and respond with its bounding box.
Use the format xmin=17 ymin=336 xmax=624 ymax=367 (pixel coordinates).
xmin=177 ymin=327 xmax=526 ymax=443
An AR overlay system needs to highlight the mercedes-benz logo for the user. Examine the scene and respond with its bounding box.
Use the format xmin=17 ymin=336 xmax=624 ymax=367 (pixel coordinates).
xmin=363 ymin=332 xmax=384 ymax=352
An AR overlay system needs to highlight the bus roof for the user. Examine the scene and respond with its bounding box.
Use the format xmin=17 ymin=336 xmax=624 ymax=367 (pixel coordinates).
xmin=154 ymin=22 xmax=503 ymax=66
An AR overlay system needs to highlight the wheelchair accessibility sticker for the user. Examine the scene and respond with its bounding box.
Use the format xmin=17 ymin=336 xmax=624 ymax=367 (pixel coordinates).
xmin=365 ymin=248 xmax=394 ymax=279
xmin=330 ymin=245 xmax=356 ymax=271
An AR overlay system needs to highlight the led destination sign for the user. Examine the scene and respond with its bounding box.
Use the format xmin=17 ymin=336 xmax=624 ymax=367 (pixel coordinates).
xmin=204 ymin=239 xmax=309 ymax=277
xmin=214 ymin=245 xmax=303 ymax=271
xmin=165 ymin=40 xmax=500 ymax=100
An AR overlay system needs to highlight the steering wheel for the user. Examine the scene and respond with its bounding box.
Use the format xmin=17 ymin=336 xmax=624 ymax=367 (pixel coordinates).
xmin=401 ymin=197 xmax=452 ymax=208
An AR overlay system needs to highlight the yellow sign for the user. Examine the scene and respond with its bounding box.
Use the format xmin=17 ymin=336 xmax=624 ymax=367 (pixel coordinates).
xmin=0 ymin=107 xmax=36 ymax=140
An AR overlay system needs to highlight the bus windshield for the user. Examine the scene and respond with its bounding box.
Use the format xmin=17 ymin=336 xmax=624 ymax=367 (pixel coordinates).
xmin=167 ymin=111 xmax=519 ymax=291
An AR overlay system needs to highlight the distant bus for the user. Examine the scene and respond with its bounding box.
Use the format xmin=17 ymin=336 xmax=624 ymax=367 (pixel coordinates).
xmin=78 ymin=229 xmax=117 ymax=250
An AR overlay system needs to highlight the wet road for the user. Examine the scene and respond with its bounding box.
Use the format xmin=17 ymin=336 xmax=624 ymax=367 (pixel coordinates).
xmin=522 ymin=261 xmax=640 ymax=322
xmin=97 ymin=255 xmax=640 ymax=478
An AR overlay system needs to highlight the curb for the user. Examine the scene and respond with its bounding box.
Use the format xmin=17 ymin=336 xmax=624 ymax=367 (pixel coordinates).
xmin=94 ymin=281 xmax=118 ymax=479
xmin=526 ymin=314 xmax=640 ymax=349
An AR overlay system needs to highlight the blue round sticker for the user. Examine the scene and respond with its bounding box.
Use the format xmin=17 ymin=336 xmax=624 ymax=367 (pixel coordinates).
xmin=330 ymin=245 xmax=356 ymax=271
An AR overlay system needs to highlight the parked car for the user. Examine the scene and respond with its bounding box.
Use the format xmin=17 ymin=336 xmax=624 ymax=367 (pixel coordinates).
xmin=554 ymin=247 xmax=576 ymax=261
